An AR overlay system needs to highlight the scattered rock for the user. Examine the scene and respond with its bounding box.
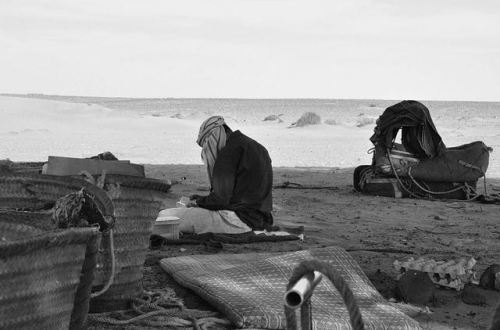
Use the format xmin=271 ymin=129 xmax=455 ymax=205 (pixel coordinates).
xmin=461 ymin=285 xmax=486 ymax=305
xmin=170 ymin=113 xmax=184 ymax=119
xmin=368 ymin=269 xmax=397 ymax=299
xmin=0 ymin=159 xmax=14 ymax=174
xmin=396 ymin=270 xmax=435 ymax=304
xmin=263 ymin=114 xmax=283 ymax=122
xmin=324 ymin=119 xmax=339 ymax=126
xmin=479 ymin=264 xmax=500 ymax=290
xmin=356 ymin=117 xmax=375 ymax=128
xmin=290 ymin=112 xmax=321 ymax=128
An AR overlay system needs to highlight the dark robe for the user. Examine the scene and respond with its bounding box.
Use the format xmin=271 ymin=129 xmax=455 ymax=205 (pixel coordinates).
xmin=195 ymin=130 xmax=274 ymax=230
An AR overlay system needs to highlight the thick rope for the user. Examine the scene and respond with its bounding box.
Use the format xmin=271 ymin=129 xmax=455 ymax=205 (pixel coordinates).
xmin=458 ymin=160 xmax=488 ymax=195
xmin=406 ymin=158 xmax=489 ymax=202
xmin=300 ymin=299 xmax=312 ymax=330
xmin=490 ymin=303 xmax=500 ymax=330
xmin=386 ymin=148 xmax=427 ymax=199
xmin=88 ymin=289 xmax=231 ymax=329
xmin=387 ymin=148 xmax=481 ymax=202
xmin=407 ymin=167 xmax=469 ymax=195
xmin=57 ymin=171 xmax=116 ymax=298
xmin=90 ymin=229 xmax=115 ymax=298
xmin=284 ymin=260 xmax=365 ymax=330
xmin=50 ymin=188 xmax=116 ymax=298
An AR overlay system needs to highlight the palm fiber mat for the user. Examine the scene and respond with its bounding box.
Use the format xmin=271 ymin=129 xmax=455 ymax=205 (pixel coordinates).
xmin=160 ymin=246 xmax=421 ymax=329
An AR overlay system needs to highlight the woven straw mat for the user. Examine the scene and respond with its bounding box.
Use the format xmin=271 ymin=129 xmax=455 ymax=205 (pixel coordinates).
xmin=160 ymin=246 xmax=421 ymax=330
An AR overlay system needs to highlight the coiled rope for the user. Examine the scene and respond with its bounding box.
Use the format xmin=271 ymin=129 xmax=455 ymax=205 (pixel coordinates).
xmin=90 ymin=228 xmax=115 ymax=298
xmin=459 ymin=160 xmax=488 ymax=195
xmin=70 ymin=171 xmax=117 ymax=298
xmin=284 ymin=260 xmax=365 ymax=330
xmin=407 ymin=167 xmax=476 ymax=197
xmin=490 ymin=303 xmax=500 ymax=330
xmin=386 ymin=148 xmax=429 ymax=200
xmin=51 ymin=187 xmax=117 ymax=298
xmin=386 ymin=148 xmax=482 ymax=201
xmin=88 ymin=288 xmax=231 ymax=329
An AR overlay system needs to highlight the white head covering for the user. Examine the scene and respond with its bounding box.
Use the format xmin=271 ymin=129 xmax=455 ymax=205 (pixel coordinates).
xmin=196 ymin=116 xmax=227 ymax=186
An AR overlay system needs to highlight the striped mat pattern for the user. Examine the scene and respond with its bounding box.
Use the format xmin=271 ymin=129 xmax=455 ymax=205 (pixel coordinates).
xmin=160 ymin=246 xmax=421 ymax=329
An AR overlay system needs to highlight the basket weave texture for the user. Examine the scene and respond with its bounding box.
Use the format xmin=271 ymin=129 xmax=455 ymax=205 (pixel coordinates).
xmin=9 ymin=161 xmax=46 ymax=174
xmin=0 ymin=172 xmax=171 ymax=313
xmin=0 ymin=174 xmax=111 ymax=329
xmin=0 ymin=173 xmax=114 ymax=217
xmin=0 ymin=216 xmax=99 ymax=330
xmin=90 ymin=174 xmax=170 ymax=312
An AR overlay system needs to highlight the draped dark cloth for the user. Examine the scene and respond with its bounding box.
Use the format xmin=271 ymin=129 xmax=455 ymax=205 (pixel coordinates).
xmin=370 ymin=100 xmax=446 ymax=158
xmin=195 ymin=130 xmax=274 ymax=231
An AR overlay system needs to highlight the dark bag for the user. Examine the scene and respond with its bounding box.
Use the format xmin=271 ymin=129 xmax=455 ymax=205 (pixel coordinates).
xmin=354 ymin=165 xmax=477 ymax=200
xmin=409 ymin=141 xmax=490 ymax=182
xmin=373 ymin=141 xmax=490 ymax=183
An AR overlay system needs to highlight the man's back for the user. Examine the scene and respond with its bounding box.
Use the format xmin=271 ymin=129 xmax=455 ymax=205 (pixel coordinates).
xmin=197 ymin=130 xmax=274 ymax=230
xmin=225 ymin=130 xmax=273 ymax=213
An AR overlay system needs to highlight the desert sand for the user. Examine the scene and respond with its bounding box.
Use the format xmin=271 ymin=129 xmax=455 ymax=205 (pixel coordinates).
xmin=1 ymin=95 xmax=499 ymax=177
xmin=1 ymin=95 xmax=499 ymax=329
xmin=136 ymin=164 xmax=500 ymax=330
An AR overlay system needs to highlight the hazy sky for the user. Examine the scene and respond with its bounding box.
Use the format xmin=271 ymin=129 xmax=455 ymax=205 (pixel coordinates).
xmin=1 ymin=0 xmax=499 ymax=101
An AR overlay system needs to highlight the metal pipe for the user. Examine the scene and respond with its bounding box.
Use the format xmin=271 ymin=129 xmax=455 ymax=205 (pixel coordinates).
xmin=284 ymin=271 xmax=323 ymax=309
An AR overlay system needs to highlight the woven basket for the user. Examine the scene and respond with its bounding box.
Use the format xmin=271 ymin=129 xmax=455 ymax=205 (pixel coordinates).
xmin=0 ymin=172 xmax=170 ymax=312
xmin=10 ymin=161 xmax=46 ymax=174
xmin=89 ymin=174 xmax=170 ymax=312
xmin=0 ymin=174 xmax=114 ymax=327
xmin=0 ymin=215 xmax=100 ymax=330
xmin=0 ymin=173 xmax=114 ymax=217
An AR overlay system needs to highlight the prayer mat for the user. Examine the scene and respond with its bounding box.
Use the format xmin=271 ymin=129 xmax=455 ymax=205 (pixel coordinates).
xmin=160 ymin=246 xmax=421 ymax=329
xmin=151 ymin=227 xmax=303 ymax=249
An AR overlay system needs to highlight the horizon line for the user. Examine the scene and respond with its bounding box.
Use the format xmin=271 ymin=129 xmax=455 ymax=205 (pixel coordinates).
xmin=1 ymin=92 xmax=499 ymax=104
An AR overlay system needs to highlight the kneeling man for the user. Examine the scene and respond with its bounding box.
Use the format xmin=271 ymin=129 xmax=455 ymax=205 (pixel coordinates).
xmin=160 ymin=116 xmax=274 ymax=234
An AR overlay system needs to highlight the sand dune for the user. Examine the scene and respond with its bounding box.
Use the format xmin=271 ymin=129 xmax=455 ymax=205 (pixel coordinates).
xmin=1 ymin=95 xmax=499 ymax=178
